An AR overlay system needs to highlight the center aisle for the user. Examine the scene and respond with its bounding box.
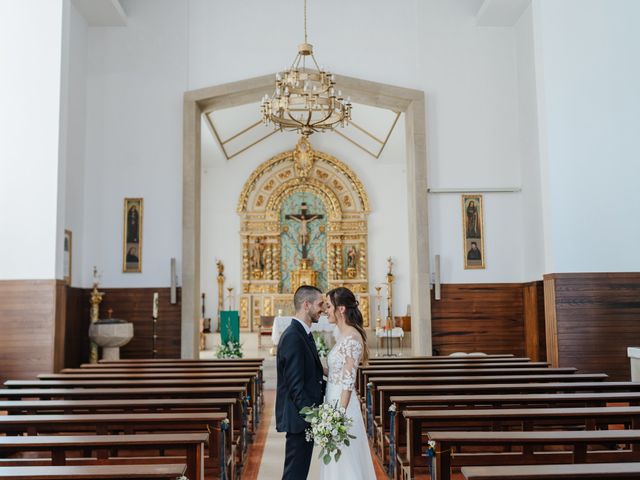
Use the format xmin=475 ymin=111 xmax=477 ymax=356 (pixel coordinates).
xmin=251 ymin=360 xmax=387 ymax=479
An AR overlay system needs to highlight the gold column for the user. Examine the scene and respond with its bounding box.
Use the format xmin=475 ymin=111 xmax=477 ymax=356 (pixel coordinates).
xmin=359 ymin=242 xmax=367 ymax=280
xmin=242 ymin=238 xmax=249 ymax=281
xmin=273 ymin=243 xmax=281 ymax=285
xmin=89 ymin=283 xmax=104 ymax=364
xmin=265 ymin=244 xmax=273 ymax=280
xmin=334 ymin=244 xmax=342 ymax=278
xmin=328 ymin=242 xmax=336 ymax=280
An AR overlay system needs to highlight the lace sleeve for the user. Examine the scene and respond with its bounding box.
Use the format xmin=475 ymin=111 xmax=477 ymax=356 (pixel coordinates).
xmin=337 ymin=336 xmax=363 ymax=391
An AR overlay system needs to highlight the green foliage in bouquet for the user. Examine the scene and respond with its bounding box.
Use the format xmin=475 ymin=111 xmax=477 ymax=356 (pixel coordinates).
xmin=312 ymin=332 xmax=330 ymax=358
xmin=215 ymin=340 xmax=243 ymax=359
xmin=300 ymin=402 xmax=356 ymax=464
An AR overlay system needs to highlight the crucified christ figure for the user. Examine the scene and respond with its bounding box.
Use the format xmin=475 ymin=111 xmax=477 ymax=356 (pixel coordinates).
xmin=285 ymin=202 xmax=323 ymax=259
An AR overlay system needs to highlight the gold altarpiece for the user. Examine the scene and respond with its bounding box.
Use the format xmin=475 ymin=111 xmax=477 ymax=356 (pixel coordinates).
xmin=237 ymin=137 xmax=371 ymax=330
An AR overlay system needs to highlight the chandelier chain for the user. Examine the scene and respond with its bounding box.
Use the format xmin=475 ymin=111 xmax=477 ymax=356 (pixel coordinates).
xmin=304 ymin=0 xmax=308 ymax=43
xmin=260 ymin=0 xmax=352 ymax=136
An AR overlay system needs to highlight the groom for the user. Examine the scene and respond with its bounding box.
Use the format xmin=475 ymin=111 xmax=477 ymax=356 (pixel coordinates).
xmin=276 ymin=285 xmax=326 ymax=479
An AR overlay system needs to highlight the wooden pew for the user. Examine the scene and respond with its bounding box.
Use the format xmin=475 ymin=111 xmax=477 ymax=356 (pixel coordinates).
xmin=60 ymin=367 xmax=266 ymax=419
xmin=0 ymin=386 xmax=245 ymax=401
xmin=359 ymin=367 xmax=576 ymax=395
xmin=369 ymin=354 xmax=518 ymax=361
xmin=82 ymin=361 xmax=263 ymax=369
xmin=461 ymin=462 xmax=640 ymax=480
xmin=400 ymin=406 xmax=640 ymax=480
xmin=376 ymin=382 xmax=640 ymax=433
xmin=0 ymin=412 xmax=231 ymax=479
xmin=0 ymin=388 xmax=250 ymax=471
xmin=0 ymin=433 xmax=206 ymax=480
xmin=0 ymin=464 xmax=188 ymax=479
xmin=366 ymin=374 xmax=609 ymax=436
xmin=357 ymin=363 xmax=550 ymax=392
xmin=378 ymin=391 xmax=640 ymax=465
xmin=4 ymin=378 xmax=257 ymax=430
xmin=430 ymin=430 xmax=640 ymax=480
xmin=99 ymin=358 xmax=265 ymax=363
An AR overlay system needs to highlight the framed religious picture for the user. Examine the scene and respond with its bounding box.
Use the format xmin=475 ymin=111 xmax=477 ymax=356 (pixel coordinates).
xmin=63 ymin=229 xmax=72 ymax=285
xmin=123 ymin=198 xmax=143 ymax=273
xmin=462 ymin=194 xmax=485 ymax=269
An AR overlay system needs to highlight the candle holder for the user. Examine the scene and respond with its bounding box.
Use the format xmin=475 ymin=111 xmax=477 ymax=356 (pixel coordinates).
xmin=374 ymin=285 xmax=383 ymax=331
xmin=88 ymin=267 xmax=104 ymax=364
xmin=152 ymin=292 xmax=159 ymax=358
xmin=226 ymin=287 xmax=235 ymax=311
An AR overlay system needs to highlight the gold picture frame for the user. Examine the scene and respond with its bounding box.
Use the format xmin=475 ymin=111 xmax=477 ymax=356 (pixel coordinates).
xmin=123 ymin=198 xmax=143 ymax=273
xmin=462 ymin=194 xmax=485 ymax=269
xmin=63 ymin=229 xmax=72 ymax=285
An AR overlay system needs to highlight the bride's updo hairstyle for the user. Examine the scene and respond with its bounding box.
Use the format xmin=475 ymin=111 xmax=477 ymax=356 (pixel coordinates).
xmin=327 ymin=287 xmax=369 ymax=364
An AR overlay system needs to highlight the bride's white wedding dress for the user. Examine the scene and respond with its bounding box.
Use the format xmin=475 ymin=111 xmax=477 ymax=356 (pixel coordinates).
xmin=320 ymin=334 xmax=376 ymax=480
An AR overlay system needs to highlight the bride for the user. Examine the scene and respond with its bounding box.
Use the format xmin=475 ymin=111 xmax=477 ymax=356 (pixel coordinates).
xmin=320 ymin=287 xmax=376 ymax=479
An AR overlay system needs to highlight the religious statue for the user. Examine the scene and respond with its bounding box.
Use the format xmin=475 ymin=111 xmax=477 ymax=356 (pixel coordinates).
xmin=285 ymin=202 xmax=323 ymax=259
xmin=346 ymin=245 xmax=357 ymax=269
xmin=250 ymin=237 xmax=266 ymax=271
xmin=345 ymin=245 xmax=357 ymax=278
xmin=293 ymin=136 xmax=315 ymax=177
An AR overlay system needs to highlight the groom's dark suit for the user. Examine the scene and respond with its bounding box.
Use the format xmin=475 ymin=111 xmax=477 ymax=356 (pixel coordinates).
xmin=276 ymin=318 xmax=325 ymax=480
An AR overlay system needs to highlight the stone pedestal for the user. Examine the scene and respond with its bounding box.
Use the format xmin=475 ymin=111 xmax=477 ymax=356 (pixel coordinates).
xmin=628 ymin=347 xmax=640 ymax=381
xmin=89 ymin=321 xmax=134 ymax=361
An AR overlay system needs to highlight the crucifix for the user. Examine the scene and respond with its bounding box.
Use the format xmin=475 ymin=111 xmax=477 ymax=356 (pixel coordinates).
xmin=285 ymin=202 xmax=323 ymax=259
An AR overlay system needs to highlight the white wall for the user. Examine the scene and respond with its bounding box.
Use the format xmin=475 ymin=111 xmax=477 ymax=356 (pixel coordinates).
xmin=82 ymin=0 xmax=187 ymax=287
xmin=0 ymin=0 xmax=64 ymax=279
xmin=533 ymin=0 xmax=640 ymax=272
xmin=200 ymin=115 xmax=411 ymax=320
xmin=56 ymin=1 xmax=90 ymax=286
xmin=516 ymin=3 xmax=545 ymax=281
xmin=421 ymin=0 xmax=525 ymax=283
xmin=80 ymin=0 xmax=527 ymax=298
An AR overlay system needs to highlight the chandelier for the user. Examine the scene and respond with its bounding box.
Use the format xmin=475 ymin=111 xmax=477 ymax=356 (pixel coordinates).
xmin=260 ymin=0 xmax=352 ymax=137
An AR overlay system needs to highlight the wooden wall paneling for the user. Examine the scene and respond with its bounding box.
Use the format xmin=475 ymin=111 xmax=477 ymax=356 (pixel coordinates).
xmin=546 ymin=273 xmax=640 ymax=381
xmin=0 ymin=280 xmax=58 ymax=383
xmin=543 ymin=276 xmax=559 ymax=367
xmin=536 ymin=280 xmax=547 ymax=362
xmin=53 ymin=280 xmax=67 ymax=371
xmin=523 ymin=282 xmax=540 ymax=361
xmin=64 ymin=287 xmax=90 ymax=368
xmin=522 ymin=280 xmax=547 ymax=362
xmin=99 ymin=287 xmax=182 ymax=359
xmin=431 ymin=283 xmax=525 ymax=357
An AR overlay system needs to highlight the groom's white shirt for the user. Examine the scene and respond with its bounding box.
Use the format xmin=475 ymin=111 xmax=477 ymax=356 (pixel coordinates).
xmin=292 ymin=317 xmax=311 ymax=335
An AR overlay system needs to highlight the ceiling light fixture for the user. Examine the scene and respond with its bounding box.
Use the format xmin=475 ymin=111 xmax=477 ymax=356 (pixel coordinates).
xmin=260 ymin=0 xmax=352 ymax=137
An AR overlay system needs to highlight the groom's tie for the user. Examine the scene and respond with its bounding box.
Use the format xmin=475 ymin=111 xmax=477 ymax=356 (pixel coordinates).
xmin=307 ymin=332 xmax=319 ymax=356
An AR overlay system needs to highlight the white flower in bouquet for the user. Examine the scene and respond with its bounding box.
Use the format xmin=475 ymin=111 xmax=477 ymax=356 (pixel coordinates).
xmin=300 ymin=402 xmax=356 ymax=464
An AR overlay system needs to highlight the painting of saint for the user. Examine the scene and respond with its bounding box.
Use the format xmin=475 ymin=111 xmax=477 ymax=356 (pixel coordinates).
xmin=466 ymin=200 xmax=480 ymax=238
xmin=462 ymin=194 xmax=485 ymax=269
xmin=123 ymin=198 xmax=143 ymax=272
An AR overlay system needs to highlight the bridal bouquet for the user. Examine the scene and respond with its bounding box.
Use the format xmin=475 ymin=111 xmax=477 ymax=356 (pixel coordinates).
xmin=300 ymin=402 xmax=356 ymax=464
xmin=312 ymin=332 xmax=330 ymax=358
